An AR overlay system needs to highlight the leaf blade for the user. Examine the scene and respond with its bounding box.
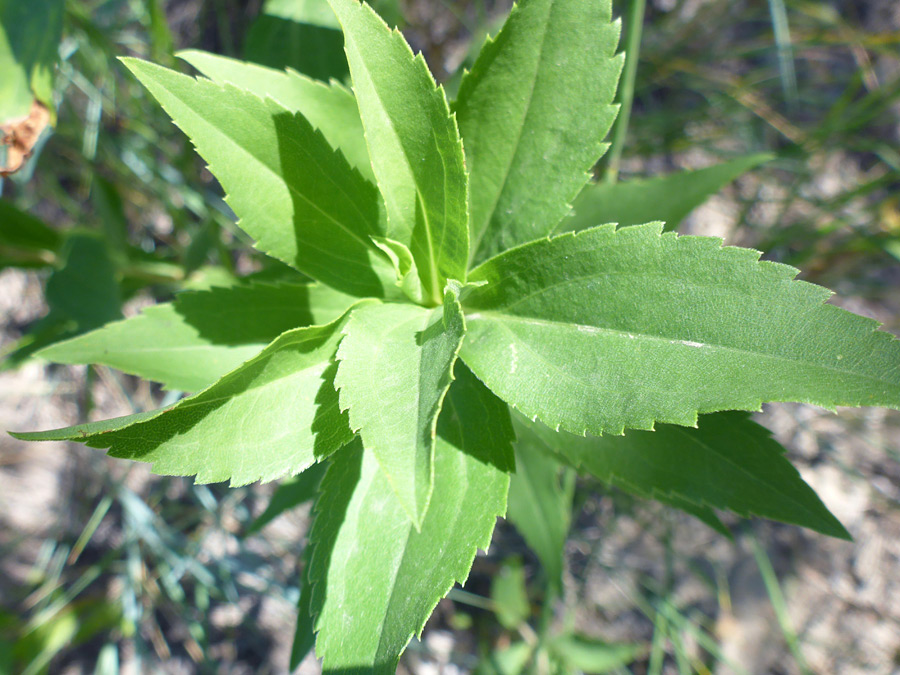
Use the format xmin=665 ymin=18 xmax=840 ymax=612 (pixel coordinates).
xmin=328 ymin=0 xmax=468 ymax=303
xmin=507 ymin=440 xmax=572 ymax=592
xmin=309 ymin=365 xmax=513 ymax=672
xmin=177 ymin=49 xmax=373 ymax=181
xmin=454 ymin=0 xmax=623 ymax=265
xmin=560 ymin=153 xmax=774 ymax=233
xmin=461 ymin=224 xmax=900 ymax=436
xmin=37 ymin=282 xmax=355 ymax=392
xmin=244 ymin=462 xmax=328 ymax=536
xmin=122 ymin=57 xmax=396 ymax=298
xmin=515 ymin=411 xmax=849 ymax=539
xmin=12 ymin=316 xmax=358 ymax=486
xmin=334 ymin=289 xmax=466 ymax=525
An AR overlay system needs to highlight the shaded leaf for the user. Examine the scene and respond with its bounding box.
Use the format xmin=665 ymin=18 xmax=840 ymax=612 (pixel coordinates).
xmin=0 ymin=198 xmax=62 ymax=255
xmin=515 ymin=412 xmax=849 ymax=539
xmin=245 ymin=462 xmax=328 ymax=536
xmin=507 ymin=440 xmax=573 ymax=592
xmin=122 ymin=58 xmax=396 ymax=298
xmin=44 ymin=234 xmax=122 ymax=333
xmin=244 ymin=0 xmax=348 ymax=82
xmin=548 ymin=634 xmax=641 ymax=673
xmin=461 ymin=223 xmax=900 ymax=436
xmin=290 ymin=545 xmax=316 ymax=670
xmin=177 ymin=50 xmax=372 ymax=180
xmin=3 ymin=233 xmax=122 ymax=367
xmin=491 ymin=559 xmax=529 ymax=629
xmin=454 ymin=0 xmax=623 ymax=265
xmin=475 ymin=642 xmax=533 ymax=675
xmin=561 ymin=153 xmax=773 ymax=233
xmin=0 ymin=0 xmax=63 ymax=122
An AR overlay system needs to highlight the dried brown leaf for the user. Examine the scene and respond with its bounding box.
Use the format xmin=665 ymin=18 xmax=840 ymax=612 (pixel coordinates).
xmin=1 ymin=100 xmax=50 ymax=176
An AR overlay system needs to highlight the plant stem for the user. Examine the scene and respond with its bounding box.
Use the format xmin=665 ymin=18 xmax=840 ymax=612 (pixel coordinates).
xmin=604 ymin=0 xmax=646 ymax=184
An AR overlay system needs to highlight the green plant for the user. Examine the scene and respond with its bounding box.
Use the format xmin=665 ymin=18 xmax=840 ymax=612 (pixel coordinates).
xmin=10 ymin=0 xmax=900 ymax=672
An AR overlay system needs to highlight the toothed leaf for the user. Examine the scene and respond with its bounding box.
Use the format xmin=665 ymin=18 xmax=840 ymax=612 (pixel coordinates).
xmin=334 ymin=288 xmax=466 ymax=525
xmin=454 ymin=0 xmax=623 ymax=265
xmin=121 ymin=58 xmax=396 ymax=298
xmin=515 ymin=411 xmax=849 ymax=539
xmin=461 ymin=223 xmax=900 ymax=435
xmin=12 ymin=315 xmax=359 ymax=486
xmin=309 ymin=365 xmax=513 ymax=672
xmin=328 ymin=0 xmax=469 ymax=304
xmin=38 ymin=282 xmax=355 ymax=392
xmin=177 ymin=50 xmax=373 ymax=180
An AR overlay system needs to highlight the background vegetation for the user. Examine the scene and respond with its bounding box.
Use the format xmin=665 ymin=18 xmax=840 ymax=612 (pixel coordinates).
xmin=1 ymin=0 xmax=898 ymax=672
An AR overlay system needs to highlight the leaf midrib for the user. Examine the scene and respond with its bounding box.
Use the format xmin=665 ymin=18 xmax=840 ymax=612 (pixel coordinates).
xmin=467 ymin=310 xmax=899 ymax=390
xmin=376 ymin=422 xmax=471 ymax=657
xmin=343 ymin=28 xmax=443 ymax=303
xmin=467 ymin=1 xmax=553 ymax=263
xmin=667 ymin=425 xmax=836 ymax=528
xmin=165 ymin=82 xmax=378 ymax=254
xmin=92 ymin=335 xmax=334 ymax=437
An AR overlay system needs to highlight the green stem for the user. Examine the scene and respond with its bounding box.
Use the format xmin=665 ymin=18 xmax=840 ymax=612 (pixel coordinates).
xmin=604 ymin=0 xmax=646 ymax=184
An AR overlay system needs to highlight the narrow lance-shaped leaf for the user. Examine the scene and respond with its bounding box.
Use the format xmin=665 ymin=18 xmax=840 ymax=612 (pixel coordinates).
xmin=38 ymin=282 xmax=356 ymax=392
xmin=12 ymin=313 xmax=360 ymax=486
xmin=122 ymin=58 xmax=397 ymax=298
xmin=454 ymin=0 xmax=623 ymax=265
xmin=560 ymin=153 xmax=774 ymax=233
xmin=515 ymin=411 xmax=849 ymax=539
xmin=548 ymin=635 xmax=641 ymax=674
xmin=177 ymin=50 xmax=373 ymax=181
xmin=244 ymin=462 xmax=329 ymax=536
xmin=513 ymin=417 xmax=727 ymax=535
xmin=335 ymin=286 xmax=466 ymax=526
xmin=0 ymin=199 xmax=62 ymax=255
xmin=461 ymin=223 xmax=900 ymax=436
xmin=328 ymin=0 xmax=469 ymax=305
xmin=507 ymin=440 xmax=573 ymax=592
xmin=491 ymin=559 xmax=530 ymax=629
xmin=309 ymin=363 xmax=514 ymax=673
